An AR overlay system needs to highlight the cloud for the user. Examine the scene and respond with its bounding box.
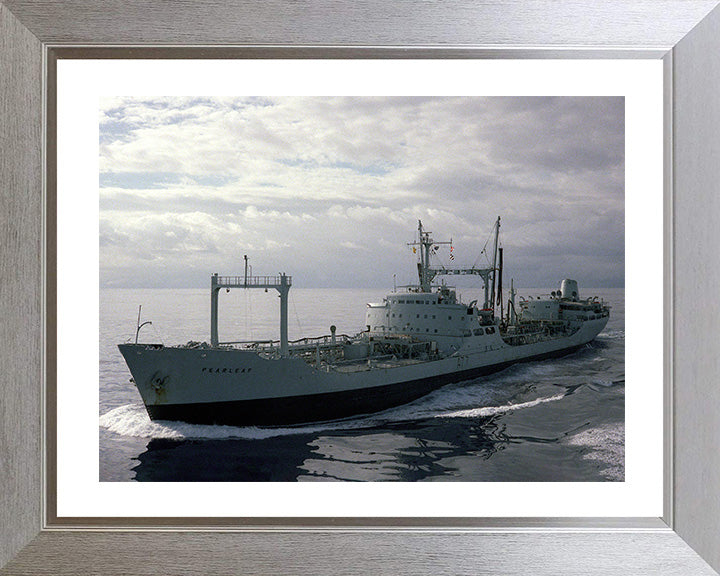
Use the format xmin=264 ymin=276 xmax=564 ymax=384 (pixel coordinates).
xmin=100 ymin=96 xmax=624 ymax=289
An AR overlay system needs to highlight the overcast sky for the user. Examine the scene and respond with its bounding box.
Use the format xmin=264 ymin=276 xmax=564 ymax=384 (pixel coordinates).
xmin=99 ymin=96 xmax=624 ymax=290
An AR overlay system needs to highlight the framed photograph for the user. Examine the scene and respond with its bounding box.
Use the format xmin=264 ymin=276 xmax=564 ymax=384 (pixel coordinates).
xmin=60 ymin=60 xmax=656 ymax=518
xmin=2 ymin=2 xmax=720 ymax=574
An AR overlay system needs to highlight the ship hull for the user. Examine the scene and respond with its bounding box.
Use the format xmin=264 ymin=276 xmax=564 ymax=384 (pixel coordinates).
xmin=118 ymin=316 xmax=606 ymax=426
xmin=142 ymin=343 xmax=584 ymax=426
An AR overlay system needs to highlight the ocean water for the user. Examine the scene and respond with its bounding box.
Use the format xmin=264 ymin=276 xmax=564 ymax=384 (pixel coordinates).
xmin=99 ymin=287 xmax=624 ymax=482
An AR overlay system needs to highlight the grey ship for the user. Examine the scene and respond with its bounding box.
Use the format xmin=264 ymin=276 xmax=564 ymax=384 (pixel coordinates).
xmin=119 ymin=218 xmax=610 ymax=426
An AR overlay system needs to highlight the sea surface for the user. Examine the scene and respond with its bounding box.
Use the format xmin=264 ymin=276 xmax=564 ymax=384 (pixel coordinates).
xmin=100 ymin=286 xmax=624 ymax=482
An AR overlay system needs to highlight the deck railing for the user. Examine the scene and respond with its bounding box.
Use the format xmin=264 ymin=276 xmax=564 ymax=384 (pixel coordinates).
xmin=215 ymin=275 xmax=292 ymax=287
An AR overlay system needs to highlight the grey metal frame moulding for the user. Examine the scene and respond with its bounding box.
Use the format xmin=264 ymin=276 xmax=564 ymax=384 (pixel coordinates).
xmin=2 ymin=1 xmax=720 ymax=575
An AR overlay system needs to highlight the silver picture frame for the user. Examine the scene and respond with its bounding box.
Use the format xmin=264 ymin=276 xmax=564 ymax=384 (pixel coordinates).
xmin=2 ymin=1 xmax=720 ymax=574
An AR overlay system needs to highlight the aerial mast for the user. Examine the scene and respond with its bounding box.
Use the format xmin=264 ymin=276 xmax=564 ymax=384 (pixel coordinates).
xmin=409 ymin=220 xmax=451 ymax=292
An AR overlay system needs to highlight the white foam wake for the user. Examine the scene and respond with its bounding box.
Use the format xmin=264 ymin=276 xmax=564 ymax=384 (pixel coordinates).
xmin=99 ymin=404 xmax=250 ymax=439
xmin=100 ymin=403 xmax=394 ymax=440
xmin=598 ymin=329 xmax=624 ymax=340
xmin=438 ymin=394 xmax=565 ymax=419
xmin=99 ymin=378 xmax=564 ymax=440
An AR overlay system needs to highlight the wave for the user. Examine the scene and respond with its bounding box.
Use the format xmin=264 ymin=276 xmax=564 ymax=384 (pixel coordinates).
xmin=597 ymin=329 xmax=625 ymax=340
xmin=438 ymin=394 xmax=565 ymax=418
xmin=565 ymin=423 xmax=625 ymax=481
xmin=588 ymin=378 xmax=624 ymax=389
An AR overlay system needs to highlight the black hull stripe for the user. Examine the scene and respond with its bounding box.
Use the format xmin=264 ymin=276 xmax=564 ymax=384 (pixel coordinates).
xmin=146 ymin=344 xmax=585 ymax=426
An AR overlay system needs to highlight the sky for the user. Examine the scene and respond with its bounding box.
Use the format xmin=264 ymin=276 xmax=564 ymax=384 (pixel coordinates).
xmin=99 ymin=96 xmax=624 ymax=290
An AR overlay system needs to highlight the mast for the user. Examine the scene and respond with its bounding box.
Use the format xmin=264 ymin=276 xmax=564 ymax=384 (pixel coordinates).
xmin=419 ymin=220 xmax=428 ymax=290
xmin=509 ymin=278 xmax=517 ymax=324
xmin=489 ymin=216 xmax=501 ymax=313
xmin=408 ymin=220 xmax=451 ymax=292
xmin=497 ymin=246 xmax=503 ymax=320
xmin=406 ymin=218 xmax=498 ymax=301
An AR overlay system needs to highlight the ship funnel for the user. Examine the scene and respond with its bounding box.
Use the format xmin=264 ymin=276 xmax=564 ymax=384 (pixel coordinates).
xmin=560 ymin=279 xmax=579 ymax=301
